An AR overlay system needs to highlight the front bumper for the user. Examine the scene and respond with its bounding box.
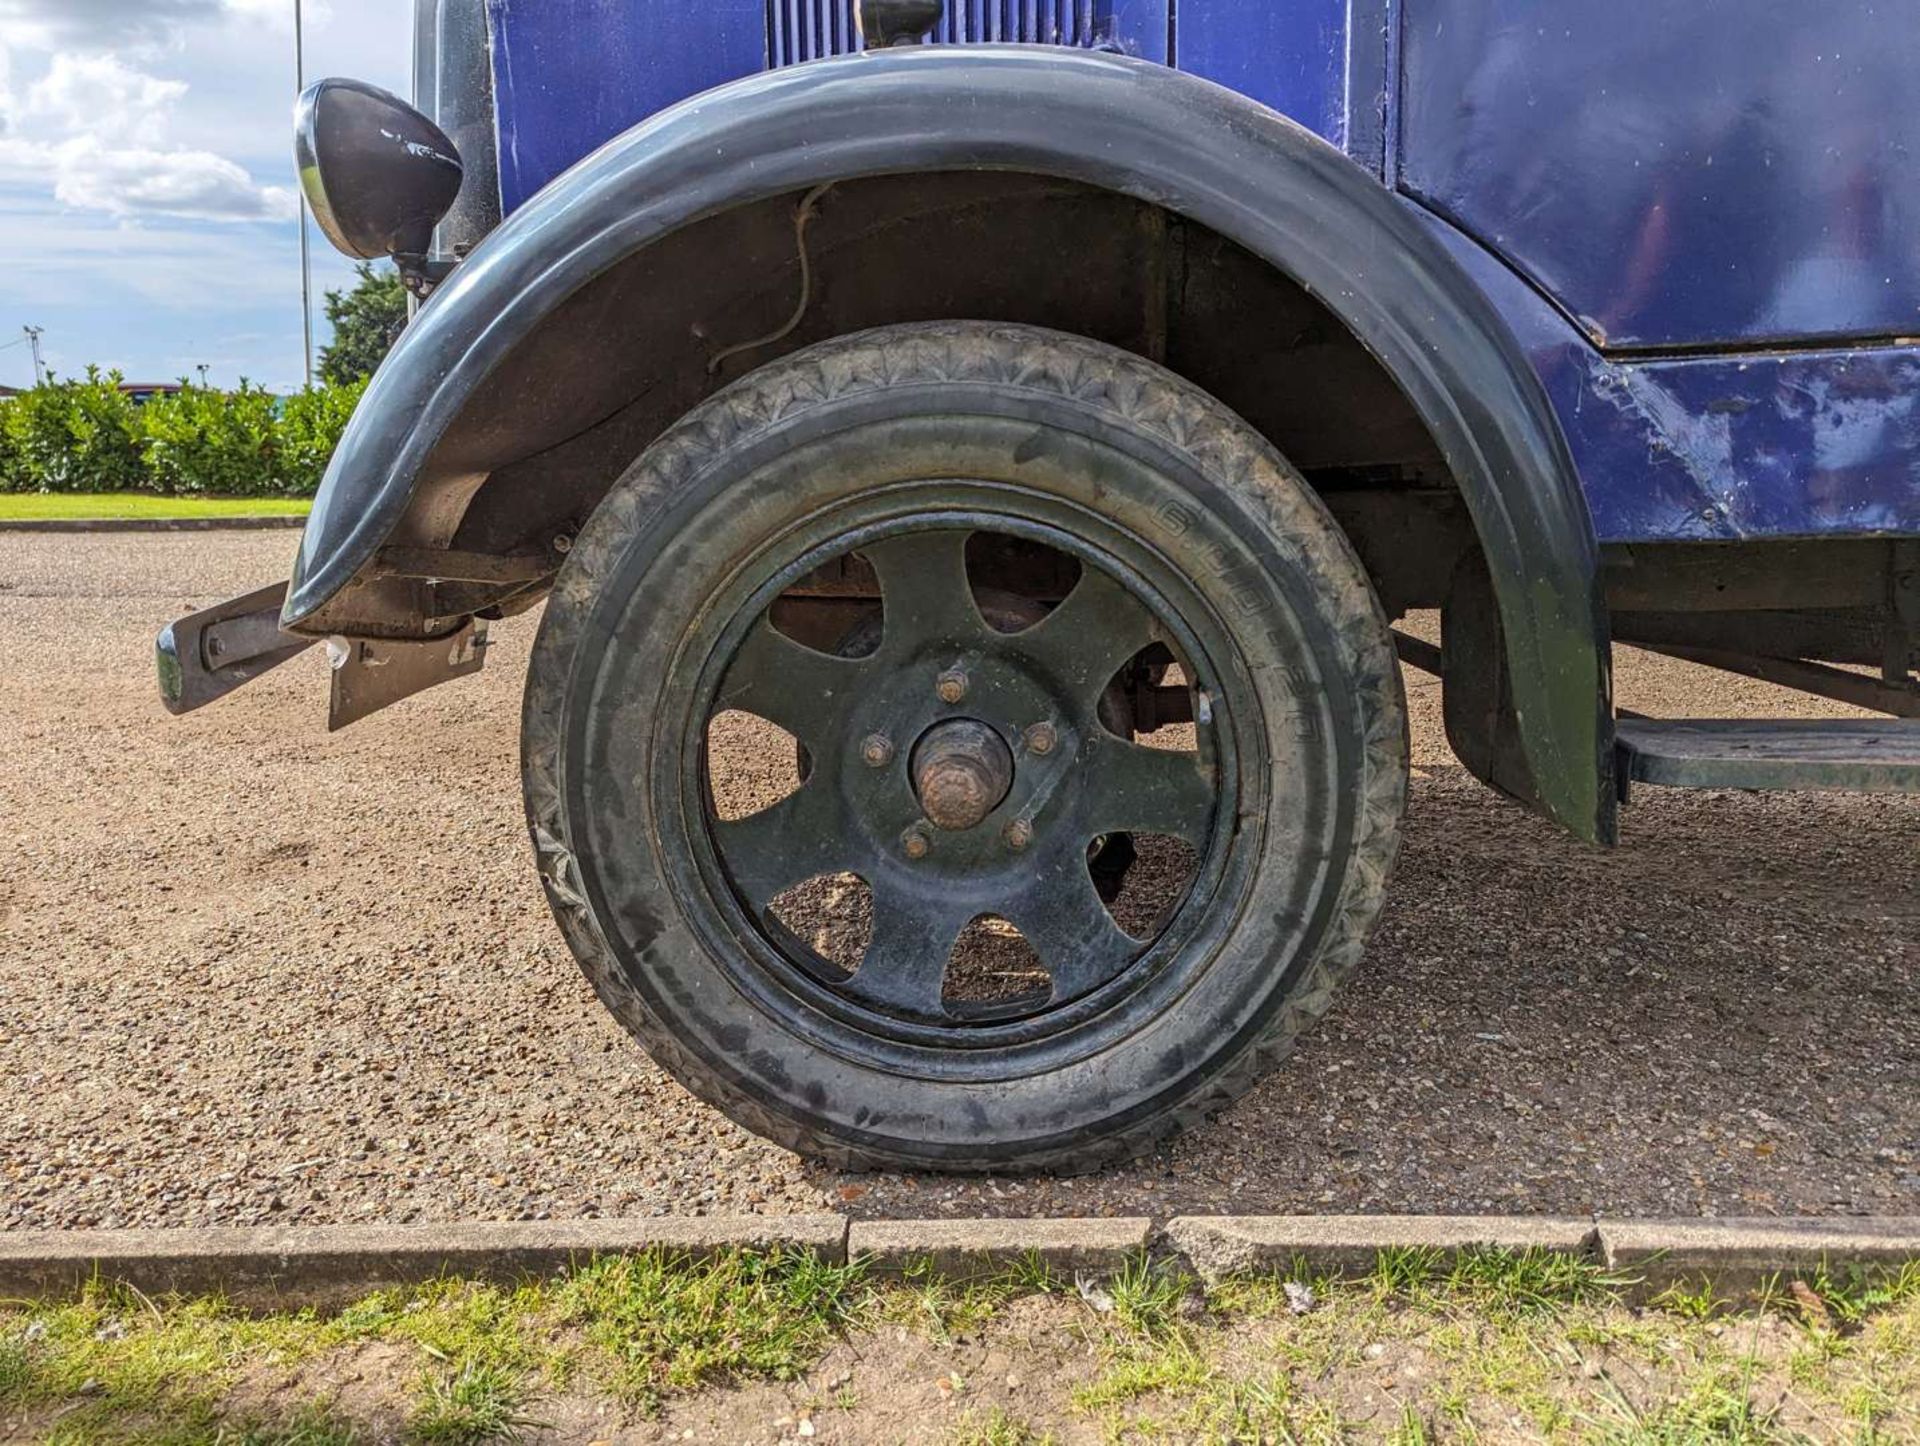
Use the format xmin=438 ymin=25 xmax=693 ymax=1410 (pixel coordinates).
xmin=156 ymin=581 xmax=489 ymax=727
xmin=155 ymin=581 xmax=315 ymax=716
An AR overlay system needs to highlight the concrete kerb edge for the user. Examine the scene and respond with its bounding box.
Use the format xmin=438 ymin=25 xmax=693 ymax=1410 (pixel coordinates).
xmin=847 ymin=1216 xmax=1154 ymax=1279
xmin=0 ymin=1216 xmax=850 ymax=1312
xmin=1158 ymin=1214 xmax=1604 ymax=1284
xmin=2 ymin=1215 xmax=1915 ymax=1309
xmin=1595 ymin=1217 xmax=1920 ymax=1297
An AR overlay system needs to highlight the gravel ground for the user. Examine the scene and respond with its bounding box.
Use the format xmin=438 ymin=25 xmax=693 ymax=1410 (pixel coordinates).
xmin=1 ymin=531 xmax=1914 ymax=1231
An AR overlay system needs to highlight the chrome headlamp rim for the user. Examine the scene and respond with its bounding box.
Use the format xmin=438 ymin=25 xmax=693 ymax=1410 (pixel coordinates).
xmin=294 ymin=80 xmax=361 ymax=258
xmin=293 ymin=76 xmax=464 ymax=262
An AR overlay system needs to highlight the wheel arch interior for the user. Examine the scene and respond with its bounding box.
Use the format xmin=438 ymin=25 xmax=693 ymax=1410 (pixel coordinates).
xmin=439 ymin=175 xmax=1454 ymax=576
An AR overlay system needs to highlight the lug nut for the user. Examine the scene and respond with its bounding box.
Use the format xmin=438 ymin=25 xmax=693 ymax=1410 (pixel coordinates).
xmin=901 ymin=825 xmax=932 ymax=861
xmin=861 ymin=733 xmax=895 ymax=768
xmin=1025 ymin=721 xmax=1057 ymax=756
xmin=935 ymin=667 xmax=969 ymax=704
xmin=1003 ymin=818 xmax=1034 ymax=852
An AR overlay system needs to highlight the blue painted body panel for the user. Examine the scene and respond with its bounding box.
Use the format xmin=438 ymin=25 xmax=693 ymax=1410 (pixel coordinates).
xmin=1174 ymin=0 xmax=1353 ymax=152
xmin=486 ymin=0 xmax=1329 ymax=207
xmin=486 ymin=0 xmax=769 ymax=214
xmin=1401 ymin=0 xmax=1920 ymax=352
xmin=1417 ymin=210 xmax=1920 ymax=542
xmin=480 ymin=0 xmax=1920 ymax=544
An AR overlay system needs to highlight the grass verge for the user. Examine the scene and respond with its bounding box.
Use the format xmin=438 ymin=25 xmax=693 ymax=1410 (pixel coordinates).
xmin=0 ymin=1247 xmax=1914 ymax=1443
xmin=0 ymin=493 xmax=311 ymax=522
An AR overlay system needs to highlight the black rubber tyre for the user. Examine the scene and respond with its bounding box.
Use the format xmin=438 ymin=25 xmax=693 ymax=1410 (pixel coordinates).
xmin=522 ymin=322 xmax=1406 ymax=1172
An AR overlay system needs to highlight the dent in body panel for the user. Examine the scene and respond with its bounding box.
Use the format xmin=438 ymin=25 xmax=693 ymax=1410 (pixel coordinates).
xmin=1580 ymin=351 xmax=1920 ymax=541
xmin=1581 ymin=359 xmax=1739 ymax=538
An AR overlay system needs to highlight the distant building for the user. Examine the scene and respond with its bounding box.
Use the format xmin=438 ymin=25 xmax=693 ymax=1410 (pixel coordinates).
xmin=118 ymin=383 xmax=183 ymax=407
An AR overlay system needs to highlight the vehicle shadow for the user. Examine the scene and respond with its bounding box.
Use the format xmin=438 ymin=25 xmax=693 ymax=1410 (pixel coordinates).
xmin=819 ymin=767 xmax=1920 ymax=1221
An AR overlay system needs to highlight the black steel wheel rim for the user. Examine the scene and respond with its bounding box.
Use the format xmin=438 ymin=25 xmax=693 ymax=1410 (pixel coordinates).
xmin=665 ymin=480 xmax=1263 ymax=1061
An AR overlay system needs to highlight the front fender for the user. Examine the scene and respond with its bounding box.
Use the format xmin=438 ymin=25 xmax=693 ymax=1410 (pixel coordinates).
xmin=289 ymin=45 xmax=1613 ymax=843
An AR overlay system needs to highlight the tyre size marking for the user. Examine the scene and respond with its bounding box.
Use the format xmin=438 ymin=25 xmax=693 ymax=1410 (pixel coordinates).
xmin=1145 ymin=498 xmax=1284 ymax=619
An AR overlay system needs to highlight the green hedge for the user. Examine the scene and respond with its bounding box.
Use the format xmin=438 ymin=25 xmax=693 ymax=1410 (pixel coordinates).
xmin=0 ymin=369 xmax=368 ymax=498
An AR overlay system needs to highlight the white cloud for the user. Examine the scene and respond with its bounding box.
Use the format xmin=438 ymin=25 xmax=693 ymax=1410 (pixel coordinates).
xmin=0 ymin=135 xmax=295 ymax=221
xmin=0 ymin=187 xmax=304 ymax=308
xmin=0 ymin=44 xmax=13 ymax=127
xmin=0 ymin=0 xmax=224 ymax=52
xmin=0 ymin=47 xmax=290 ymax=223
xmin=0 ymin=0 xmax=306 ymax=53
xmin=43 ymin=137 xmax=296 ymax=220
xmin=27 ymin=53 xmax=187 ymax=143
xmin=224 ymin=0 xmax=331 ymax=29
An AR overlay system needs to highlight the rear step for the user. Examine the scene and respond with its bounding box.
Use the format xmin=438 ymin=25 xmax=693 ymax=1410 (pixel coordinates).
xmin=1615 ymin=718 xmax=1920 ymax=794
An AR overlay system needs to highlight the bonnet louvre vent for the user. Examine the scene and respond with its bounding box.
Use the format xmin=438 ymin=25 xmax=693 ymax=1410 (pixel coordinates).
xmin=771 ymin=1 xmax=1113 ymax=66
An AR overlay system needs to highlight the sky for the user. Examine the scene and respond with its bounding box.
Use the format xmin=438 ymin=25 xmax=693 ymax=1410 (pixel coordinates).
xmin=0 ymin=0 xmax=409 ymax=392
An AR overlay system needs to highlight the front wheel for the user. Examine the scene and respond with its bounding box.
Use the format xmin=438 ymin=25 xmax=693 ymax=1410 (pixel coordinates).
xmin=522 ymin=322 xmax=1406 ymax=1172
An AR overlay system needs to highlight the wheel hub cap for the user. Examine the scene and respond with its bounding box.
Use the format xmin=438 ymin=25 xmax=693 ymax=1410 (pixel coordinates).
xmin=912 ymin=718 xmax=1014 ymax=831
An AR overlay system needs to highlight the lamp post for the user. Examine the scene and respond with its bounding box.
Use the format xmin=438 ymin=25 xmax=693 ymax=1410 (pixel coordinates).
xmin=295 ymin=0 xmax=315 ymax=389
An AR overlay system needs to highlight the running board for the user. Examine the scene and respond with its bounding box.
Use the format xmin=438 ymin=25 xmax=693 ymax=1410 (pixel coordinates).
xmin=1615 ymin=718 xmax=1920 ymax=795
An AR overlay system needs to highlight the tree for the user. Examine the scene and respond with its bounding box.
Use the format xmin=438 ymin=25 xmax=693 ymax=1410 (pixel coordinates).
xmin=318 ymin=262 xmax=407 ymax=384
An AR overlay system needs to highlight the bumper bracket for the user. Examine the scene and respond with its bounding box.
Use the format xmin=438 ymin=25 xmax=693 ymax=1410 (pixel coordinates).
xmin=155 ymin=581 xmax=315 ymax=716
